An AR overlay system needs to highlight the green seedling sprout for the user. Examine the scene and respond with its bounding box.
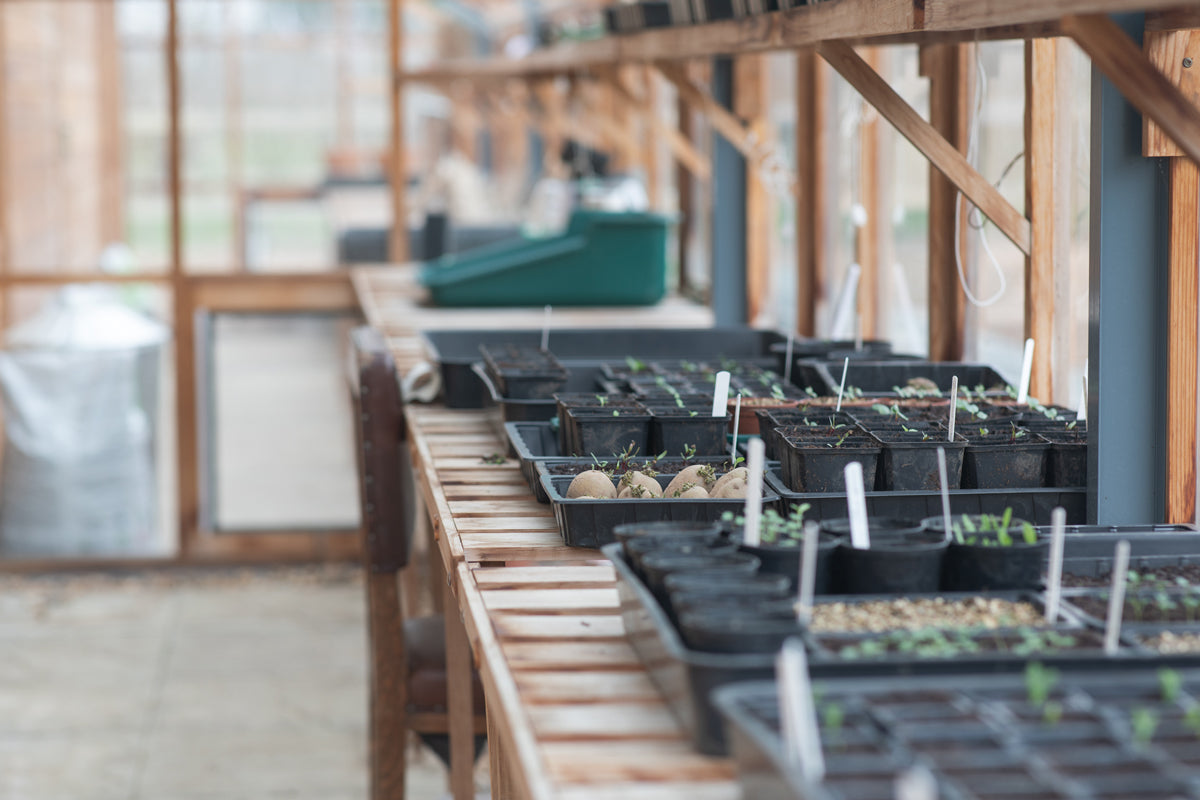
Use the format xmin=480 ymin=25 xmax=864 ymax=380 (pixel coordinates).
xmin=1130 ymin=707 xmax=1159 ymax=749
xmin=804 ymin=386 xmax=819 ymax=398
xmin=612 ymin=409 xmax=620 ymax=417
xmin=481 ymin=453 xmax=506 ymax=465
xmin=596 ymin=394 xmax=608 ymax=406
xmin=1024 ymin=662 xmax=1059 ymax=709
xmin=820 ymin=701 xmax=845 ymax=743
xmin=625 ymin=356 xmax=647 ymax=373
xmin=770 ymin=384 xmax=787 ymax=401
xmin=1185 ymin=705 xmax=1200 ymax=739
xmin=1159 ymin=668 xmax=1183 ymax=704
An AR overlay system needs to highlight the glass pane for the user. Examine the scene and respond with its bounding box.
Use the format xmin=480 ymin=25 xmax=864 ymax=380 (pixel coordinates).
xmin=208 ymin=313 xmax=359 ymax=531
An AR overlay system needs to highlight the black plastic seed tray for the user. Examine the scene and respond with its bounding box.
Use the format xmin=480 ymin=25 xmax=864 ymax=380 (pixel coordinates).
xmin=545 ymin=472 xmax=779 ymax=549
xmin=795 ymin=359 xmax=1013 ymax=398
xmin=1055 ymin=528 xmax=1200 ymax=579
xmin=473 ymin=362 xmax=605 ymax=424
xmin=764 ymin=471 xmax=1086 ymax=525
xmin=421 ymin=326 xmax=789 ymax=408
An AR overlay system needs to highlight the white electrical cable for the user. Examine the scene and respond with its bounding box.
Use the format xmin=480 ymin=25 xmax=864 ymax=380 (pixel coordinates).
xmin=953 ymin=46 xmax=1009 ymax=309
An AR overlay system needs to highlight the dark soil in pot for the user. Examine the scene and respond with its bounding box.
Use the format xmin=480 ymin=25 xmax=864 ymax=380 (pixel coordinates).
xmin=759 ymin=409 xmax=855 ymax=459
xmin=961 ymin=428 xmax=1049 ymax=489
xmin=480 ymin=344 xmax=568 ymax=399
xmin=870 ymin=428 xmax=967 ymax=491
xmin=738 ymin=533 xmax=843 ymax=594
xmin=623 ymin=536 xmax=736 ymax=577
xmin=818 ymin=518 xmax=942 ymax=594
xmin=1066 ymin=589 xmax=1200 ymax=626
xmin=563 ymin=407 xmax=652 ymax=457
xmin=1040 ymin=428 xmax=1087 ymax=487
xmin=646 ymin=405 xmax=730 ymax=455
xmin=668 ymin=592 xmax=797 ymax=621
xmin=924 ymin=514 xmax=1047 ymax=592
xmin=678 ymin=611 xmax=804 ymax=653
xmin=780 ymin=428 xmax=881 ymax=493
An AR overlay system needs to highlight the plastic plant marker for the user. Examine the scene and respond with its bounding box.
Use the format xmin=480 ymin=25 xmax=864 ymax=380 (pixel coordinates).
xmin=1105 ymin=539 xmax=1132 ymax=656
xmin=783 ymin=333 xmax=795 ymax=385
xmin=835 ymin=356 xmax=850 ymax=413
xmin=844 ymin=461 xmax=871 ymax=550
xmin=937 ymin=447 xmax=953 ymax=543
xmin=730 ymin=394 xmax=743 ymax=462
xmin=796 ymin=520 xmax=820 ymax=623
xmin=1078 ymin=368 xmax=1089 ymax=423
xmin=895 ymin=764 xmax=939 ymax=800
xmin=712 ymin=370 xmax=731 ymax=417
xmin=776 ymin=638 xmax=825 ymax=782
xmin=1017 ymin=338 xmax=1035 ymax=404
xmin=1044 ymin=507 xmax=1067 ymax=624
xmin=742 ymin=438 xmax=766 ymax=547
xmin=854 ymin=315 xmax=863 ymax=352
xmin=540 ymin=305 xmax=552 ymax=350
xmin=948 ymin=375 xmax=959 ymax=442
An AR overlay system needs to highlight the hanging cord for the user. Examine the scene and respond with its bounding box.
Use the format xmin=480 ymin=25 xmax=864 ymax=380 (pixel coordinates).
xmin=953 ymin=46 xmax=1015 ymax=309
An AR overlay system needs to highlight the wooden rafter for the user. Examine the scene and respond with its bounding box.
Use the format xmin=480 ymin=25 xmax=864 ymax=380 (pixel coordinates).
xmin=601 ymin=67 xmax=712 ymax=182
xmin=1063 ymin=13 xmax=1200 ymax=164
xmin=818 ymin=39 xmax=1032 ymax=256
xmin=1025 ymin=38 xmax=1057 ymax=401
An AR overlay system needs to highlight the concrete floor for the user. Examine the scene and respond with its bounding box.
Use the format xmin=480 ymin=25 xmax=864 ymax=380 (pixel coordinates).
xmin=0 ymin=566 xmax=478 ymax=800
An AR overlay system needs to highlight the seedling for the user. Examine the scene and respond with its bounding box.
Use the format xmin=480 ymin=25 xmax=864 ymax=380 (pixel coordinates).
xmin=596 ymin=394 xmax=608 ymax=406
xmin=1185 ymin=705 xmax=1200 ymax=738
xmin=680 ymin=443 xmax=697 ymax=463
xmin=820 ymin=700 xmax=845 ymax=742
xmin=770 ymin=384 xmax=787 ymax=401
xmin=481 ymin=453 xmax=506 ymax=465
xmin=1159 ymin=668 xmax=1182 ymax=704
xmin=1130 ymin=707 xmax=1159 ymax=749
xmin=1024 ymin=662 xmax=1059 ymax=709
xmin=829 ymin=430 xmax=854 ymax=448
xmin=625 ymin=356 xmax=647 ymax=373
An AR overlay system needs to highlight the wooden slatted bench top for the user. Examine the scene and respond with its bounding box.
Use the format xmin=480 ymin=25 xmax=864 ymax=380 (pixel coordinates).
xmin=351 ymin=265 xmax=733 ymax=798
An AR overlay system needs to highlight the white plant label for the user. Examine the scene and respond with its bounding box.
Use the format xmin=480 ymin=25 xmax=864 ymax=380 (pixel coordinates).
xmin=742 ymin=438 xmax=765 ymax=547
xmin=836 ymin=356 xmax=850 ymax=413
xmin=712 ymin=371 xmax=731 ymax=417
xmin=541 ymin=305 xmax=552 ymax=351
xmin=776 ymin=638 xmax=825 ymax=782
xmin=1044 ymin=507 xmax=1067 ymax=624
xmin=936 ymin=447 xmax=953 ymax=543
xmin=844 ymin=462 xmax=870 ymax=550
xmin=1017 ymin=338 xmax=1035 ymax=405
xmin=1104 ymin=540 xmax=1132 ymax=656
xmin=895 ymin=765 xmax=939 ymax=800
xmin=730 ymin=394 xmax=743 ymax=463
xmin=1078 ymin=370 xmax=1088 ymax=423
xmin=796 ymin=520 xmax=820 ymax=623
xmin=784 ymin=333 xmax=795 ymax=385
xmin=948 ymin=375 xmax=959 ymax=442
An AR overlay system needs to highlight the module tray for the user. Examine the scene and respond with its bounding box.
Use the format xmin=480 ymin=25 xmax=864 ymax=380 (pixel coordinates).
xmin=764 ymin=471 xmax=1087 ymax=525
xmin=543 ymin=472 xmax=779 ymax=549
xmin=422 ymin=326 xmax=789 ymax=408
xmin=793 ymin=359 xmax=1013 ymax=398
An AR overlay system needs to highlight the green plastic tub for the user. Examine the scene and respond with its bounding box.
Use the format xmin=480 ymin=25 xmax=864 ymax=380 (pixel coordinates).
xmin=418 ymin=210 xmax=672 ymax=307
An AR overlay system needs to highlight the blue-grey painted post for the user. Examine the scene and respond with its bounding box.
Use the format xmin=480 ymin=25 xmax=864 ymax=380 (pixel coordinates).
xmin=711 ymin=56 xmax=748 ymax=326
xmin=1088 ymin=12 xmax=1170 ymax=524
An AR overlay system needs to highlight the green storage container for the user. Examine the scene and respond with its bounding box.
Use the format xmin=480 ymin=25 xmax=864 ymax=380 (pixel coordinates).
xmin=418 ymin=210 xmax=672 ymax=307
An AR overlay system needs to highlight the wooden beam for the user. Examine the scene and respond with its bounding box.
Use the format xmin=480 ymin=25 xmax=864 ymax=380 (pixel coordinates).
xmin=1063 ymin=13 xmax=1200 ymax=164
xmin=818 ymin=39 xmax=1032 ymax=256
xmin=794 ymin=48 xmax=819 ymax=337
xmin=737 ymin=54 xmax=769 ymax=323
xmin=604 ymin=68 xmax=711 ymax=181
xmin=855 ymin=48 xmax=883 ymax=340
xmin=388 ymin=0 xmax=408 ymax=263
xmin=922 ymin=43 xmax=972 ymax=362
xmin=96 ymin=0 xmax=123 ymax=245
xmin=1167 ymin=156 xmax=1198 ymax=523
xmin=1025 ymin=38 xmax=1057 ymax=401
xmin=1143 ymin=27 xmax=1200 ymax=157
xmin=642 ymin=66 xmax=661 ymax=207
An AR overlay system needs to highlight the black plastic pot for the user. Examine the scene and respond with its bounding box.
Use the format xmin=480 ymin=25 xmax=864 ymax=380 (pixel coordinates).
xmin=613 ymin=520 xmax=723 ymax=547
xmin=780 ymin=429 xmax=881 ymax=493
xmin=669 ymin=591 xmax=797 ymax=620
xmin=639 ymin=551 xmax=760 ymax=599
xmin=480 ymin=344 xmax=568 ymax=399
xmin=737 ymin=533 xmax=843 ymax=594
xmin=563 ymin=406 xmax=652 ymax=457
xmin=1040 ymin=428 xmax=1087 ymax=488
xmin=825 ymin=519 xmax=946 ymax=594
xmin=870 ymin=428 xmax=967 ymax=491
xmin=648 ymin=406 xmax=730 ymax=456
xmin=678 ymin=611 xmax=804 ymax=653
xmin=961 ymin=431 xmax=1050 ymax=489
xmin=759 ymin=409 xmax=855 ymax=460
xmin=942 ymin=535 xmax=1048 ymax=592
xmin=624 ymin=536 xmax=736 ymax=577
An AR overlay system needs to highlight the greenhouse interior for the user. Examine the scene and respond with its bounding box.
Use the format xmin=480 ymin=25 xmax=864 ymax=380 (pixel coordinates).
xmin=2 ymin=0 xmax=1200 ymax=799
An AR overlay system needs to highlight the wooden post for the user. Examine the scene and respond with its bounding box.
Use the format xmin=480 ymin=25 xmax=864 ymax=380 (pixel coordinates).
xmin=1167 ymin=157 xmax=1198 ymax=523
xmin=167 ymin=0 xmax=199 ymax=556
xmin=676 ymin=77 xmax=694 ymax=295
xmin=642 ymin=66 xmax=661 ymax=209
xmin=855 ymin=48 xmax=882 ymax=340
xmin=795 ymin=48 xmax=820 ymax=337
xmin=95 ymin=0 xmax=123 ymax=245
xmin=1024 ymin=38 xmax=1057 ymax=402
xmin=388 ymin=0 xmax=408 ymax=263
xmin=1144 ymin=24 xmax=1200 ymax=523
xmin=736 ymin=54 xmax=768 ymax=323
xmin=921 ymin=43 xmax=974 ymax=361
